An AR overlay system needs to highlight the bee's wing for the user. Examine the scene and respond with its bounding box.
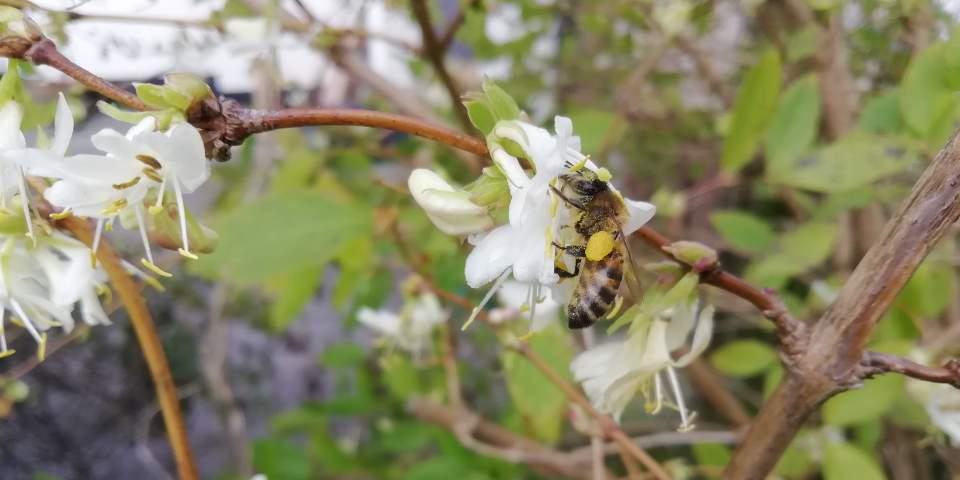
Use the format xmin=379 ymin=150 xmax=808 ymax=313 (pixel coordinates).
xmin=616 ymin=223 xmax=647 ymax=303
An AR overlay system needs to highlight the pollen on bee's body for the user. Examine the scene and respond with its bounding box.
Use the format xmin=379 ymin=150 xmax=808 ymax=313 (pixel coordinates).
xmin=136 ymin=154 xmax=162 ymax=170
xmin=585 ymin=231 xmax=615 ymax=261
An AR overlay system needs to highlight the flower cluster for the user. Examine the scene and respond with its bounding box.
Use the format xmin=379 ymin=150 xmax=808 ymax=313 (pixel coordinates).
xmin=0 ymin=66 xmax=214 ymax=358
xmin=408 ymin=83 xmax=714 ymax=428
xmin=358 ymin=291 xmax=448 ymax=357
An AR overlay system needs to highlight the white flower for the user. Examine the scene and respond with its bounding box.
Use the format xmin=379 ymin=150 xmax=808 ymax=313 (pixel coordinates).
xmin=490 ymin=280 xmax=560 ymax=331
xmin=0 ymin=94 xmax=74 ymax=241
xmin=571 ymin=301 xmax=714 ymax=429
xmin=925 ymin=386 xmax=960 ymax=445
xmin=41 ymin=118 xmax=210 ymax=276
xmin=358 ymin=293 xmax=448 ymax=355
xmin=408 ymin=168 xmax=493 ymax=235
xmin=0 ymin=231 xmax=110 ymax=359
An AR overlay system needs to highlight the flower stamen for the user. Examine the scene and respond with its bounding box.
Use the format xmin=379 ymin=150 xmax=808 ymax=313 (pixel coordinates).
xmin=666 ymin=366 xmax=696 ymax=432
xmin=463 ymin=270 xmax=510 ymax=331
xmin=112 ymin=176 xmax=141 ymax=190
xmin=136 ymin=154 xmax=162 ymax=169
xmin=171 ymin=179 xmax=196 ymax=259
xmin=16 ymin=167 xmax=34 ymax=244
xmin=133 ymin=203 xmax=172 ymax=278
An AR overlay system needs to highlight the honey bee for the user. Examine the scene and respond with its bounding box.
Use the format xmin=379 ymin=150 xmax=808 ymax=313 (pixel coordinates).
xmin=551 ymin=168 xmax=635 ymax=329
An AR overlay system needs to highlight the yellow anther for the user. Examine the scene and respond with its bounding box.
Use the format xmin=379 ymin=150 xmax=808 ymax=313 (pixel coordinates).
xmin=0 ymin=349 xmax=15 ymax=359
xmin=9 ymin=317 xmax=22 ymax=327
xmin=101 ymin=199 xmax=128 ymax=216
xmin=95 ymin=284 xmax=113 ymax=305
xmin=596 ymin=167 xmax=612 ymax=182
xmin=112 ymin=176 xmax=141 ymax=190
xmin=517 ymin=330 xmax=537 ymax=342
xmin=140 ymin=258 xmax=173 ymax=278
xmin=37 ymin=333 xmax=48 ymax=362
xmin=462 ymin=307 xmax=482 ymax=331
xmin=143 ymin=276 xmax=166 ymax=292
xmin=136 ymin=154 xmax=162 ymax=169
xmin=586 ymin=231 xmax=616 ymax=261
xmin=142 ymin=168 xmax=163 ymax=182
xmin=178 ymin=248 xmax=199 ymax=260
xmin=49 ymin=209 xmax=73 ymax=220
xmin=569 ymin=157 xmax=588 ymax=172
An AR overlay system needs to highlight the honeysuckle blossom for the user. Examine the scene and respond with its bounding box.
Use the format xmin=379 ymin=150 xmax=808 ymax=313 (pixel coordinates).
xmin=408 ymin=168 xmax=493 ymax=235
xmin=571 ymin=300 xmax=714 ymax=429
xmin=357 ymin=292 xmax=448 ymax=356
xmin=409 ymin=115 xmax=655 ymax=331
xmin=0 ymin=230 xmax=110 ymax=360
xmin=0 ymin=93 xmax=74 ymax=241
xmin=489 ymin=280 xmax=561 ymax=330
xmin=40 ymin=117 xmax=210 ymax=276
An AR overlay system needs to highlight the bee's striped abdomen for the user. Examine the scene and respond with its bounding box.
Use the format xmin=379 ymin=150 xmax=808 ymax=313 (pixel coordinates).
xmin=567 ymin=250 xmax=623 ymax=329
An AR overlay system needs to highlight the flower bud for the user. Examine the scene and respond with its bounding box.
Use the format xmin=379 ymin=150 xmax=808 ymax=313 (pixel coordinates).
xmin=0 ymin=7 xmax=43 ymax=59
xmin=408 ymin=168 xmax=494 ymax=236
xmin=663 ymin=241 xmax=719 ymax=273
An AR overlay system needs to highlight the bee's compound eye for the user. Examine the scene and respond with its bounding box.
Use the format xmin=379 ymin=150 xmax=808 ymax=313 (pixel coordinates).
xmin=585 ymin=231 xmax=616 ymax=261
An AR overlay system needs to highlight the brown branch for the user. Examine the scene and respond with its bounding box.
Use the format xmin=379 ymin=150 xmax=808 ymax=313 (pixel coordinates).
xmin=410 ymin=0 xmax=474 ymax=133
xmin=57 ymin=216 xmax=198 ymax=480
xmin=23 ymin=38 xmax=146 ymax=111
xmin=408 ymin=397 xmax=595 ymax=479
xmin=727 ymin=128 xmax=960 ymax=478
xmin=861 ymin=352 xmax=960 ymax=388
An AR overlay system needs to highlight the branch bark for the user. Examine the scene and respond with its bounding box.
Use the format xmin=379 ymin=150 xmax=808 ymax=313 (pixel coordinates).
xmin=726 ymin=129 xmax=960 ymax=478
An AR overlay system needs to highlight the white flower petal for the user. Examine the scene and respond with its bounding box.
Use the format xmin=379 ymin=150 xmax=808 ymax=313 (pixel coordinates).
xmin=408 ymin=169 xmax=493 ymax=235
xmin=142 ymin=123 xmax=210 ymax=191
xmin=464 ymin=225 xmax=516 ymax=288
xmin=51 ymin=93 xmax=74 ymax=156
xmin=672 ymin=305 xmax=714 ymax=367
xmin=622 ymin=199 xmax=657 ymax=235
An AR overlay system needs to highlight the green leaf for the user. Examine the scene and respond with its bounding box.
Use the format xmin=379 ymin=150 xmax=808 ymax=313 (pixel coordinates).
xmin=745 ymin=222 xmax=836 ymax=288
xmin=765 ymin=75 xmax=820 ymax=176
xmin=692 ymin=443 xmax=732 ymax=467
xmin=722 ymin=49 xmax=782 ymax=172
xmin=482 ymin=79 xmax=521 ymax=121
xmin=464 ymin=100 xmax=496 ymax=135
xmin=501 ymin=324 xmax=574 ymax=443
xmin=265 ymin=266 xmax=324 ymax=332
xmin=822 ymin=374 xmax=903 ymax=426
xmin=822 ymin=443 xmax=885 ymax=480
xmin=771 ymin=132 xmax=917 ymax=193
xmin=857 ymin=91 xmax=903 ymax=134
xmin=319 ymin=343 xmax=367 ymax=369
xmin=899 ymin=38 xmax=960 ymax=139
xmin=568 ymin=109 xmax=618 ymax=154
xmin=133 ymin=82 xmax=171 ymax=109
xmin=896 ymin=261 xmax=955 ymax=318
xmin=709 ymin=210 xmax=776 ymax=253
xmin=774 ymin=434 xmax=815 ymax=477
xmin=253 ymin=438 xmax=310 ymax=480
xmin=709 ymin=339 xmax=778 ymax=377
xmin=192 ymin=190 xmax=372 ymax=285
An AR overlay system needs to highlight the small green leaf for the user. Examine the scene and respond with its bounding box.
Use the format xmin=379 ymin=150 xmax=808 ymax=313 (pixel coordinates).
xmin=133 ymin=82 xmax=171 ymax=109
xmin=464 ymin=100 xmax=496 ymax=135
xmin=746 ymin=222 xmax=837 ymax=288
xmin=192 ymin=190 xmax=372 ymax=285
xmin=567 ymin=109 xmax=617 ymax=154
xmin=857 ymin=91 xmax=903 ymax=134
xmin=253 ymin=438 xmax=310 ymax=480
xmin=710 ymin=339 xmax=778 ymax=377
xmin=771 ymin=133 xmax=917 ymax=193
xmin=765 ymin=76 xmax=820 ymax=176
xmin=320 ymin=343 xmax=367 ymax=368
xmin=709 ymin=210 xmax=776 ymax=253
xmin=900 ymin=38 xmax=960 ymax=139
xmin=692 ymin=443 xmax=732 ymax=467
xmin=822 ymin=374 xmax=903 ymax=426
xmin=722 ymin=49 xmax=782 ymax=172
xmin=501 ymin=324 xmax=574 ymax=443
xmin=896 ymin=261 xmax=955 ymax=318
xmin=822 ymin=443 xmax=885 ymax=480
xmin=482 ymin=79 xmax=521 ymax=121
xmin=265 ymin=266 xmax=324 ymax=332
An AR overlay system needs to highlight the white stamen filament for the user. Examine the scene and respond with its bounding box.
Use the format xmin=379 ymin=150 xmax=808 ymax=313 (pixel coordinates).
xmin=154 ymin=175 xmax=167 ymax=209
xmin=527 ymin=284 xmax=538 ymax=327
xmin=134 ymin=203 xmax=154 ymax=265
xmin=666 ymin=366 xmax=695 ymax=432
xmin=17 ymin=167 xmax=33 ymax=242
xmin=651 ymin=371 xmax=664 ymax=414
xmin=92 ymin=218 xmax=104 ymax=253
xmin=463 ymin=270 xmax=511 ymax=330
xmin=10 ymin=298 xmax=41 ymax=344
xmin=172 ymin=178 xmax=191 ymax=257
xmin=0 ymin=307 xmax=6 ymax=352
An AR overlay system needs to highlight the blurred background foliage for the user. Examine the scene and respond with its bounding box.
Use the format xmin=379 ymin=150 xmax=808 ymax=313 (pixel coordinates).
xmin=3 ymin=0 xmax=960 ymax=479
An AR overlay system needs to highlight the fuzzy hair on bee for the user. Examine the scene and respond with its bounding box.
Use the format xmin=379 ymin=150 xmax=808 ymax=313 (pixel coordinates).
xmin=551 ymin=167 xmax=635 ymax=329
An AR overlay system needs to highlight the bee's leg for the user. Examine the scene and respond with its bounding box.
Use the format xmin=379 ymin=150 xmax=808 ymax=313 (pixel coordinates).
xmin=552 ymin=242 xmax=585 ymax=278
xmin=550 ymin=185 xmax=587 ymax=210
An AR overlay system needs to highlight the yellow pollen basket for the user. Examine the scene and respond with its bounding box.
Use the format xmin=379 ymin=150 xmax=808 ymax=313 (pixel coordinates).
xmin=585 ymin=231 xmax=616 ymax=261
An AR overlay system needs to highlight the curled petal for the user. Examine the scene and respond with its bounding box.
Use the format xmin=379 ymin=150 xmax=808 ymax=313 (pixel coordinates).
xmin=51 ymin=93 xmax=74 ymax=156
xmin=622 ymin=199 xmax=657 ymax=236
xmin=409 ymin=169 xmax=493 ymax=235
xmin=0 ymin=101 xmax=25 ymax=150
xmin=464 ymin=225 xmax=516 ymax=288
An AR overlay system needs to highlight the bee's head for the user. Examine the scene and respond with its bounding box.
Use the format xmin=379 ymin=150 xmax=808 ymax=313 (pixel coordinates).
xmin=561 ymin=171 xmax=608 ymax=196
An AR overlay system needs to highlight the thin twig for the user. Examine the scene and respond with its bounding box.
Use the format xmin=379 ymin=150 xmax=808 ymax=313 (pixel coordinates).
xmin=409 ymin=0 xmax=474 ymax=133
xmin=861 ymin=352 xmax=960 ymax=388
xmin=58 ymin=216 xmax=198 ymax=480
